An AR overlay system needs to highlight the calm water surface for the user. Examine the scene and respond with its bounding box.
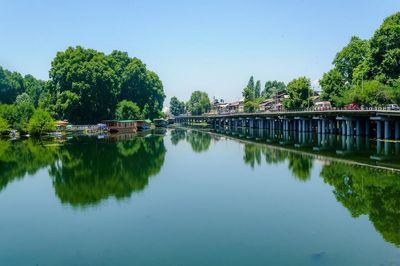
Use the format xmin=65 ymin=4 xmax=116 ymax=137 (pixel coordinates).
xmin=0 ymin=127 xmax=400 ymax=266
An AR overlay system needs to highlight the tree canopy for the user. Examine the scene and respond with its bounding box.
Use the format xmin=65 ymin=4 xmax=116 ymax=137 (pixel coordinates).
xmin=321 ymin=12 xmax=400 ymax=107
xmin=283 ymin=77 xmax=312 ymax=109
xmin=170 ymin=96 xmax=186 ymax=116
xmin=115 ymin=100 xmax=142 ymax=120
xmin=0 ymin=46 xmax=166 ymax=130
xmin=186 ymin=91 xmax=211 ymax=115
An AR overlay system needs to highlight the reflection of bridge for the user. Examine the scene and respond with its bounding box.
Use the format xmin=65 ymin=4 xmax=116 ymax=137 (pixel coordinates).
xmin=199 ymin=126 xmax=400 ymax=171
xmin=175 ymin=110 xmax=400 ymax=140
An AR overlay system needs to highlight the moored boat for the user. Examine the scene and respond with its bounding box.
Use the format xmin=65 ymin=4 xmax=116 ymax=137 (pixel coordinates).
xmin=102 ymin=120 xmax=137 ymax=133
xmin=154 ymin=119 xmax=168 ymax=127
xmin=136 ymin=120 xmax=151 ymax=131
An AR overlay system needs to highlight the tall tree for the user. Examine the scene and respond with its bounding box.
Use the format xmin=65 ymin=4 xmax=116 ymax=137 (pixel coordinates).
xmin=254 ymin=80 xmax=261 ymax=98
xmin=263 ymin=80 xmax=286 ymax=98
xmin=283 ymin=77 xmax=312 ymax=109
xmin=186 ymin=91 xmax=211 ymax=115
xmin=170 ymin=96 xmax=185 ymax=116
xmin=333 ymin=36 xmax=369 ymax=82
xmin=49 ymin=46 xmax=119 ymax=123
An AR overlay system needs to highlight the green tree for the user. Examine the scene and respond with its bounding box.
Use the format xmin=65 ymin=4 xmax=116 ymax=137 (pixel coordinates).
xmin=49 ymin=46 xmax=119 ymax=123
xmin=254 ymin=80 xmax=261 ymax=98
xmin=283 ymin=77 xmax=312 ymax=109
xmin=369 ymin=12 xmax=400 ymax=80
xmin=319 ymin=68 xmax=349 ymax=106
xmin=23 ymin=74 xmax=47 ymax=107
xmin=0 ymin=67 xmax=24 ymax=104
xmin=115 ymin=100 xmax=142 ymax=120
xmin=14 ymin=93 xmax=34 ymax=132
xmin=186 ymin=91 xmax=211 ymax=115
xmin=263 ymin=80 xmax=286 ymax=98
xmin=0 ymin=117 xmax=10 ymax=134
xmin=333 ymin=36 xmax=369 ymax=82
xmin=170 ymin=96 xmax=186 ymax=116
xmin=27 ymin=108 xmax=55 ymax=135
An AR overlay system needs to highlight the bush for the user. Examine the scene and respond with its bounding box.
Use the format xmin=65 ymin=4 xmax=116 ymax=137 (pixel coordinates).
xmin=0 ymin=117 xmax=10 ymax=134
xmin=115 ymin=100 xmax=142 ymax=120
xmin=27 ymin=109 xmax=55 ymax=135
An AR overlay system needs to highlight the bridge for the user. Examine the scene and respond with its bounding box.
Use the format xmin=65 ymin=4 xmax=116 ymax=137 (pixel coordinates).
xmin=175 ymin=109 xmax=400 ymax=141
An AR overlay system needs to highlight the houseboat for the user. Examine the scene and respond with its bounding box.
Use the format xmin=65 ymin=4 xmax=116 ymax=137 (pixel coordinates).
xmin=103 ymin=120 xmax=137 ymax=133
xmin=136 ymin=120 xmax=151 ymax=131
xmin=154 ymin=119 xmax=168 ymax=127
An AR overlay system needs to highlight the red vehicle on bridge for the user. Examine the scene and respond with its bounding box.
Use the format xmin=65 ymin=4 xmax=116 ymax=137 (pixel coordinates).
xmin=344 ymin=103 xmax=360 ymax=110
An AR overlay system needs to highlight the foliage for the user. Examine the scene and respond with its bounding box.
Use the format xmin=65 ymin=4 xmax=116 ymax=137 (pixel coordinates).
xmin=48 ymin=46 xmax=165 ymax=123
xmin=263 ymin=80 xmax=286 ymax=98
xmin=186 ymin=91 xmax=211 ymax=115
xmin=0 ymin=67 xmax=24 ymax=104
xmin=333 ymin=36 xmax=369 ymax=82
xmin=283 ymin=77 xmax=312 ymax=109
xmin=115 ymin=100 xmax=142 ymax=120
xmin=185 ymin=130 xmax=211 ymax=152
xmin=27 ymin=108 xmax=55 ymax=135
xmin=0 ymin=117 xmax=10 ymax=134
xmin=254 ymin=80 xmax=261 ymax=98
xmin=14 ymin=93 xmax=35 ymax=132
xmin=319 ymin=69 xmax=349 ymax=106
xmin=321 ymin=12 xmax=400 ymax=106
xmin=170 ymin=96 xmax=186 ymax=116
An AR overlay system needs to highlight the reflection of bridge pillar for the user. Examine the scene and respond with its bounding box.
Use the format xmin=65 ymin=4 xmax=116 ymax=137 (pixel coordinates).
xmin=384 ymin=120 xmax=391 ymax=140
xmin=317 ymin=119 xmax=322 ymax=134
xmin=341 ymin=120 xmax=346 ymax=136
xmin=356 ymin=120 xmax=361 ymax=136
xmin=365 ymin=120 xmax=370 ymax=136
xmin=376 ymin=121 xmax=382 ymax=140
xmin=384 ymin=141 xmax=390 ymax=156
xmin=346 ymin=120 xmax=353 ymax=136
xmin=321 ymin=119 xmax=326 ymax=134
xmin=377 ymin=140 xmax=382 ymax=154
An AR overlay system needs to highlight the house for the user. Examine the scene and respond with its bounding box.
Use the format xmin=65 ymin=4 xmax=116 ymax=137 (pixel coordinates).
xmin=225 ymin=100 xmax=244 ymax=113
xmin=103 ymin=120 xmax=137 ymax=133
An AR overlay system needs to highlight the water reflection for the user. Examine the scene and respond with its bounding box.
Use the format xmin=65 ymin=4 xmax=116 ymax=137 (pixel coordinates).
xmin=212 ymin=126 xmax=400 ymax=247
xmin=0 ymin=131 xmax=166 ymax=207
xmin=50 ymin=135 xmax=166 ymax=207
xmin=185 ymin=130 xmax=212 ymax=153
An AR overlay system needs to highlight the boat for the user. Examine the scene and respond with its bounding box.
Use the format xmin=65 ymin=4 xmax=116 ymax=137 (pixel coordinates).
xmin=102 ymin=120 xmax=137 ymax=133
xmin=154 ymin=119 xmax=168 ymax=127
xmin=136 ymin=120 xmax=151 ymax=131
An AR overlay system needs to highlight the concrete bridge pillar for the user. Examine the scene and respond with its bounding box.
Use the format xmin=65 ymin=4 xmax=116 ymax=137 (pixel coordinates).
xmin=341 ymin=120 xmax=346 ymax=136
xmin=321 ymin=119 xmax=326 ymax=134
xmin=346 ymin=120 xmax=353 ymax=136
xmin=376 ymin=121 xmax=382 ymax=140
xmin=302 ymin=120 xmax=306 ymax=132
xmin=395 ymin=121 xmax=400 ymax=140
xmin=251 ymin=119 xmax=255 ymax=128
xmin=317 ymin=119 xmax=322 ymax=134
xmin=384 ymin=120 xmax=391 ymax=140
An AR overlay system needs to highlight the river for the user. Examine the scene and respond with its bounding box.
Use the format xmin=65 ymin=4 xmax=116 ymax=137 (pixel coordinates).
xmin=0 ymin=127 xmax=399 ymax=265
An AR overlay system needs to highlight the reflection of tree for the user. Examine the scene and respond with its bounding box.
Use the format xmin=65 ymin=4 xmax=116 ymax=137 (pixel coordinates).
xmin=170 ymin=128 xmax=186 ymax=145
xmin=287 ymin=154 xmax=313 ymax=181
xmin=0 ymin=139 xmax=59 ymax=191
xmin=49 ymin=136 xmax=166 ymax=207
xmin=186 ymin=130 xmax=211 ymax=153
xmin=243 ymin=143 xmax=262 ymax=168
xmin=262 ymin=148 xmax=287 ymax=165
xmin=321 ymin=162 xmax=400 ymax=246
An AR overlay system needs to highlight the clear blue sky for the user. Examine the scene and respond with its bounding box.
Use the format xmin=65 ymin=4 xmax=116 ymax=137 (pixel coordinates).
xmin=1 ymin=0 xmax=400 ymax=103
